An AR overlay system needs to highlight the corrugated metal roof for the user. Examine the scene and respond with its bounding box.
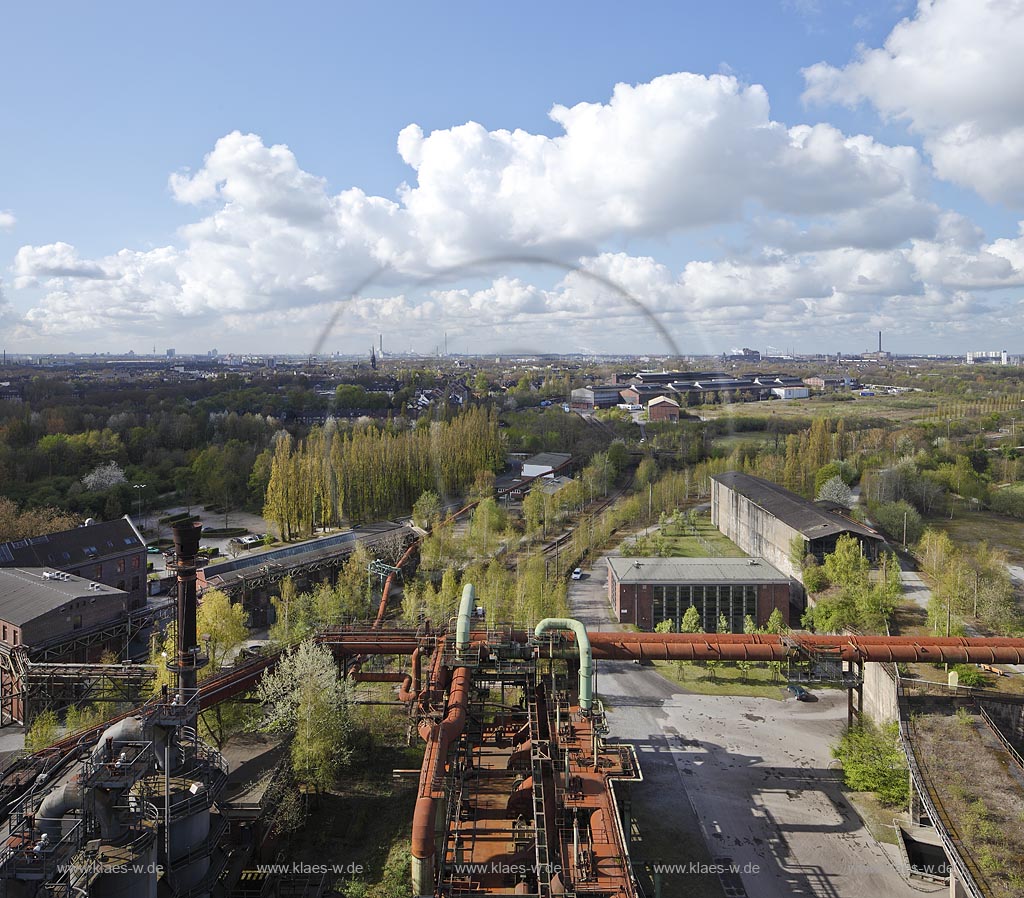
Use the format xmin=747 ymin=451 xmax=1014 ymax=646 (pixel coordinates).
xmin=522 ymin=452 xmax=572 ymax=469
xmin=607 ymin=556 xmax=789 ymax=584
xmin=712 ymin=471 xmax=883 ymax=541
xmin=0 ymin=568 xmax=126 ymax=626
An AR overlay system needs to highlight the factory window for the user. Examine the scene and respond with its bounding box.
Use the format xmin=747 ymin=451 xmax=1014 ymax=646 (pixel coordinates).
xmin=72 ymin=614 xmax=82 ymax=631
xmin=132 ymin=576 xmax=140 ymax=591
xmin=132 ymin=556 xmax=141 ymax=571
xmin=2 ymin=626 xmax=5 ymax=642
xmin=116 ymin=558 xmax=126 ymax=574
xmin=94 ymin=564 xmax=103 ymax=579
xmin=12 ymin=631 xmax=18 ymax=646
xmin=650 ymin=582 xmax=758 ymax=633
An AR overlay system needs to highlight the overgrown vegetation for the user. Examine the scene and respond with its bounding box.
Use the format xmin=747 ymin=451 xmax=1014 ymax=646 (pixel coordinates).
xmin=801 ymin=535 xmax=902 ymax=634
xmin=832 ymin=719 xmax=908 ymax=806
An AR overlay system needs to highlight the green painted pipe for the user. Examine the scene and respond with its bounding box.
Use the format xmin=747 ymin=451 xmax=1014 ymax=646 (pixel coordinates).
xmin=534 ymin=618 xmax=593 ymax=712
xmin=456 ymin=583 xmax=476 ymax=656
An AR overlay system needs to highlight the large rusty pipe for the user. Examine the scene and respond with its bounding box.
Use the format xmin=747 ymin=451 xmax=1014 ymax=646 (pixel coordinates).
xmin=586 ymin=632 xmax=1024 ymax=664
xmin=412 ymin=666 xmax=471 ymax=896
xmin=398 ymin=646 xmax=422 ymax=703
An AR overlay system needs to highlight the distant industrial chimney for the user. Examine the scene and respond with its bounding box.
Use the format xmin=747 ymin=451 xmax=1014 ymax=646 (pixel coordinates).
xmin=878 ymin=331 xmax=882 ymax=353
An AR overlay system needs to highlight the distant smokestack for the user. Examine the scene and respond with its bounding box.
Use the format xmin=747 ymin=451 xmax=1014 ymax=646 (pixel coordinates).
xmin=878 ymin=331 xmax=882 ymax=353
xmin=379 ymin=333 xmax=383 ymax=354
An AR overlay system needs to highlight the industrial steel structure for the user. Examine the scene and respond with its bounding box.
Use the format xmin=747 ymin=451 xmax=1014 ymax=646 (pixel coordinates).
xmin=3 ymin=524 xmax=1024 ymax=897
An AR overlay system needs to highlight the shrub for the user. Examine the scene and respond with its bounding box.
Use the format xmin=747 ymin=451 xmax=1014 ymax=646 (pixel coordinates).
xmin=870 ymin=500 xmax=923 ymax=546
xmin=802 ymin=564 xmax=829 ymax=593
xmin=952 ymin=665 xmax=991 ymax=688
xmin=832 ymin=720 xmax=908 ymax=805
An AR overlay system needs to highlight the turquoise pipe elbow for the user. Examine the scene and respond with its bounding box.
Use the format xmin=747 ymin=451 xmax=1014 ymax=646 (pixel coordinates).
xmin=534 ymin=618 xmax=593 ymax=712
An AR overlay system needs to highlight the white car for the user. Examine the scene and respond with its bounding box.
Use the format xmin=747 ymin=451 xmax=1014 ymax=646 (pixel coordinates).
xmin=571 ymin=568 xmax=583 ymax=580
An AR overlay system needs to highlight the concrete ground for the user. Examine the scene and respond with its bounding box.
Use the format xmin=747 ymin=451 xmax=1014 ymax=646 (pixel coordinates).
xmin=569 ymin=555 xmax=942 ymax=898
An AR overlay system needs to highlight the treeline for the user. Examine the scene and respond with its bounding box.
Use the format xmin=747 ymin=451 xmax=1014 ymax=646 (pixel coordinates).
xmin=264 ymin=407 xmax=504 ymax=538
xmin=918 ymin=530 xmax=1018 ymax=634
xmin=402 ymin=556 xmax=569 ymax=627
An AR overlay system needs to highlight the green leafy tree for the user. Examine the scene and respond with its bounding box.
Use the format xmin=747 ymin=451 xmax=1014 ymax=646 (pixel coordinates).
xmin=412 ymin=490 xmax=442 ymax=530
xmin=823 ymin=535 xmax=870 ymax=587
xmin=765 ymin=608 xmax=787 ymax=634
xmin=871 ymin=501 xmax=923 ymax=546
xmin=255 ymin=639 xmax=353 ymax=793
xmin=679 ymin=605 xmax=702 ymax=633
xmin=832 ymin=721 xmax=908 ymax=805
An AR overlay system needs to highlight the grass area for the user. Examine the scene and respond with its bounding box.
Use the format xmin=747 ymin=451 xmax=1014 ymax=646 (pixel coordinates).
xmin=653 ymin=660 xmax=787 ymax=700
xmin=699 ymin=392 xmax=942 ymax=424
xmin=931 ymin=509 xmax=1024 ymax=568
xmin=710 ymin=432 xmax=776 ymax=450
xmin=631 ymin=513 xmax=745 ymax=558
xmin=844 ymin=792 xmax=902 ymax=846
xmin=291 ymin=743 xmax=422 ymax=898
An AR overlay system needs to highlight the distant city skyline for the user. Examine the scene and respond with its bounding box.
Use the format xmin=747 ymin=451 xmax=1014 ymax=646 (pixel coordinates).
xmin=3 ymin=1 xmax=1024 ymax=356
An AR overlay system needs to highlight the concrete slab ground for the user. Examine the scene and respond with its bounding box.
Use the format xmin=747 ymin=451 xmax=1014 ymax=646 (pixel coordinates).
xmin=569 ymin=553 xmax=942 ymax=898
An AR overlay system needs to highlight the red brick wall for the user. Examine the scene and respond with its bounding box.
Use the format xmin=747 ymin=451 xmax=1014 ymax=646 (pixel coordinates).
xmin=612 ymin=583 xmax=654 ymax=629
xmin=612 ymin=578 xmax=790 ymax=631
xmin=756 ymin=583 xmax=791 ymax=627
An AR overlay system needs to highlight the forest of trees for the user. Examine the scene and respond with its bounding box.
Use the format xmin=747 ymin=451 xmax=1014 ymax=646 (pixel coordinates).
xmin=262 ymin=407 xmax=504 ymax=538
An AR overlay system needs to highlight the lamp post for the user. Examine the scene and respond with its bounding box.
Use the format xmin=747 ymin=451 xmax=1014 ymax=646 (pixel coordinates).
xmin=133 ymin=483 xmax=146 ymax=528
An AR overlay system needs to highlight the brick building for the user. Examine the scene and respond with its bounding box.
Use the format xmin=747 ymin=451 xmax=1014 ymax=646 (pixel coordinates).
xmin=0 ymin=517 xmax=147 ymax=611
xmin=0 ymin=568 xmax=128 ymax=654
xmin=647 ymin=395 xmax=680 ymax=422
xmin=606 ymin=557 xmax=791 ymax=632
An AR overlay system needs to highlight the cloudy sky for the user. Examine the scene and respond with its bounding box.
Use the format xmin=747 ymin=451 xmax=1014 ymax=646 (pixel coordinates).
xmin=3 ymin=0 xmax=1024 ymax=357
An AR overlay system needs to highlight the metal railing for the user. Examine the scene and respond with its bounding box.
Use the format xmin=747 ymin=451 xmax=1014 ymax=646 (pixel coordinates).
xmin=896 ymin=676 xmax=986 ymax=898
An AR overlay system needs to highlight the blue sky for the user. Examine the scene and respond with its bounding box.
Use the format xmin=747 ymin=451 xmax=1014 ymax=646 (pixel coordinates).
xmin=3 ymin=0 xmax=1024 ymax=356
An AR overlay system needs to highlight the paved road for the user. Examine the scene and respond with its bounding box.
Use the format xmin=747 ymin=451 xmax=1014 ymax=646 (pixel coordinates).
xmin=899 ymin=568 xmax=932 ymax=614
xmin=570 ymin=557 xmax=940 ymax=898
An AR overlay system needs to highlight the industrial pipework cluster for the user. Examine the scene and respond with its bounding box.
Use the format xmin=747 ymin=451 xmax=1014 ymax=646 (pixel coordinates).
xmin=0 ymin=521 xmax=228 ymax=898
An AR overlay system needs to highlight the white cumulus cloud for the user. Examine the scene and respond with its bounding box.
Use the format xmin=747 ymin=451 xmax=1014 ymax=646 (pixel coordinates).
xmin=5 ymin=68 xmax=1020 ymax=350
xmin=802 ymin=0 xmax=1024 ymax=204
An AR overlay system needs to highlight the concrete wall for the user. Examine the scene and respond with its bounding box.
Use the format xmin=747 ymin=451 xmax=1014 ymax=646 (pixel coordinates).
xmin=711 ymin=479 xmax=802 ymax=580
xmin=861 ymin=662 xmax=899 ymax=725
xmin=978 ymin=700 xmax=1024 ymax=753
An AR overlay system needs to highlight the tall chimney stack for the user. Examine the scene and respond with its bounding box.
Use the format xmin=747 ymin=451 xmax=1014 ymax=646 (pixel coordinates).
xmin=170 ymin=520 xmax=206 ymax=705
xmin=878 ymin=331 xmax=882 ymax=353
